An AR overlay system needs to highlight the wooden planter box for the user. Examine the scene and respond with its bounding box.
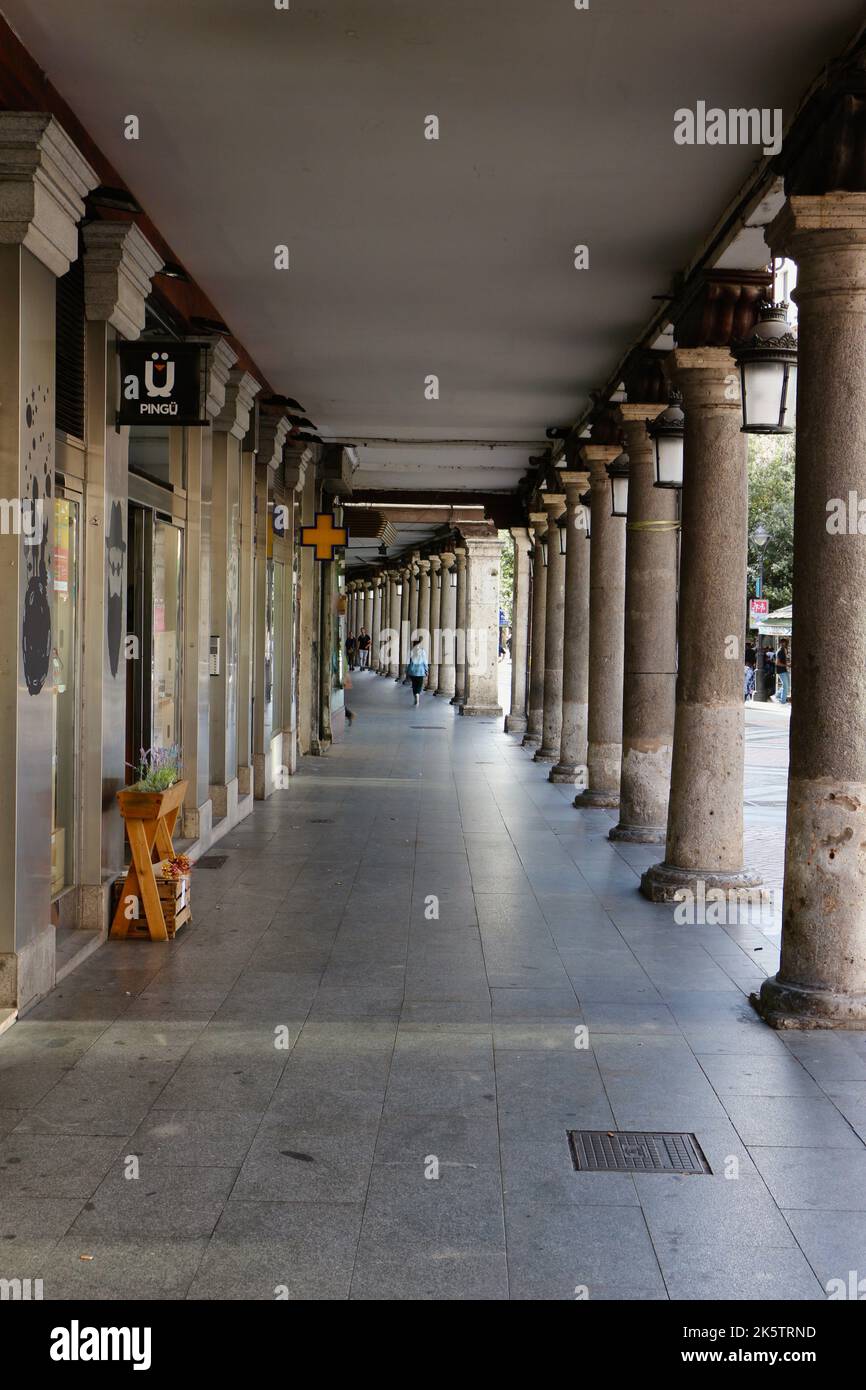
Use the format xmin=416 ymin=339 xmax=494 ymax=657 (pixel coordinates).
xmin=111 ymin=779 xmax=188 ymax=941
xmin=112 ymin=867 xmax=191 ymax=939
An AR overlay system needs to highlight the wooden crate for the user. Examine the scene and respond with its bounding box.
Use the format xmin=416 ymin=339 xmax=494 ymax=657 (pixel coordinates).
xmin=112 ymin=866 xmax=191 ymax=939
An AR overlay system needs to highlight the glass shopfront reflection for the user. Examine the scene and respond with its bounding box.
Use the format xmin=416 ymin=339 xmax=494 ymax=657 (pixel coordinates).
xmin=51 ymin=494 xmax=78 ymax=896
xmin=126 ymin=504 xmax=184 ymax=775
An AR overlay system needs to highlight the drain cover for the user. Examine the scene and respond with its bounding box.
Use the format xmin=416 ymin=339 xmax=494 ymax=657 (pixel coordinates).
xmin=197 ymin=854 xmax=228 ymax=869
xmin=568 ymin=1130 xmax=711 ymax=1175
xmin=308 ymin=818 xmax=333 ymax=824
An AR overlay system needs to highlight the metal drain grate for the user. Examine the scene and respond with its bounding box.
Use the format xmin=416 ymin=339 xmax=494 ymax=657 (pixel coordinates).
xmin=197 ymin=854 xmax=229 ymax=869
xmin=308 ymin=818 xmax=334 ymax=824
xmin=568 ymin=1130 xmax=711 ymax=1175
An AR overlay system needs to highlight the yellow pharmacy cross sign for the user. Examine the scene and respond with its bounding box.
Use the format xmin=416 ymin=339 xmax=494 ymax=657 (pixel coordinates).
xmin=301 ymin=512 xmax=348 ymax=560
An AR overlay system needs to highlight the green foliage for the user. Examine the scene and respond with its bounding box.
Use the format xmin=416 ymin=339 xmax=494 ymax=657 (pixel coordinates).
xmin=747 ymin=435 xmax=794 ymax=614
xmin=132 ymin=745 xmax=181 ymax=791
xmin=499 ymin=530 xmax=514 ymax=622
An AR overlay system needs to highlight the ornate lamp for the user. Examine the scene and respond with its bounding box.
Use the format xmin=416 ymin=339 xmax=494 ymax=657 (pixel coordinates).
xmin=648 ymin=393 xmax=685 ymax=489
xmin=734 ymin=302 xmax=798 ymax=434
xmin=606 ymin=453 xmax=629 ymax=517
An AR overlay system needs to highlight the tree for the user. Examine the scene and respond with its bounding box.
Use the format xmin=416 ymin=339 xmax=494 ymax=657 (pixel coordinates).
xmin=499 ymin=530 xmax=514 ymax=623
xmin=747 ymin=434 xmax=794 ymax=615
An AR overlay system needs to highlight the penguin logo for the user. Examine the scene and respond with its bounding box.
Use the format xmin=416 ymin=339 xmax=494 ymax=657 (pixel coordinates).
xmin=144 ymin=351 xmax=175 ymax=398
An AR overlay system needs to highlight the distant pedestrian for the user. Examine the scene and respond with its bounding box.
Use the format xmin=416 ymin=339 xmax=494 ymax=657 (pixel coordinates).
xmin=358 ymin=628 xmax=371 ymax=669
xmin=744 ymin=642 xmax=756 ymax=701
xmin=346 ymin=632 xmax=357 ymax=670
xmin=774 ymin=639 xmax=790 ymax=704
xmin=407 ymin=636 xmax=429 ymax=707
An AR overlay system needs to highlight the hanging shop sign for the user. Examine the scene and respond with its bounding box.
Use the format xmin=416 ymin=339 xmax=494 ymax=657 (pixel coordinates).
xmin=117 ymin=342 xmax=207 ymax=426
xmin=300 ymin=512 xmax=348 ymax=560
xmin=749 ymin=598 xmax=769 ymax=628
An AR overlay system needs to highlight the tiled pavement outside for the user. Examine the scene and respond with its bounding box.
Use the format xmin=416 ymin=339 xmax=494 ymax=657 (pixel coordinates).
xmin=2 ymin=673 xmax=865 ymax=1301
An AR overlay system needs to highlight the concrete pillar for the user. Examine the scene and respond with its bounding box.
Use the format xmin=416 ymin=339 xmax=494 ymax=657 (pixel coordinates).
xmin=0 ymin=114 xmax=96 ymax=1010
xmin=428 ymin=555 xmax=442 ymax=690
xmin=408 ymin=556 xmax=420 ymax=637
xmin=386 ymin=572 xmax=400 ymax=676
xmin=641 ymin=349 xmax=760 ymax=900
xmin=575 ymin=447 xmax=626 ymax=808
xmin=436 ymin=552 xmax=456 ymax=697
xmin=757 ymin=192 xmax=866 ymax=1026
xmin=417 ymin=557 xmax=431 ymax=652
xmin=236 ymin=425 xmax=258 ymax=793
xmin=522 ymin=513 xmax=548 ymax=747
xmin=363 ymin=583 xmax=374 ymax=644
xmin=505 ymin=528 xmax=531 ymax=734
xmin=210 ymin=370 xmax=260 ymax=824
xmin=534 ymin=495 xmax=567 ymax=761
xmin=460 ymin=534 xmax=503 ymax=717
xmin=78 ymin=221 xmax=163 ymax=933
xmin=550 ymin=476 xmax=591 ymax=783
xmin=450 ymin=546 xmax=468 ymax=706
xmin=252 ymin=410 xmax=290 ymax=799
xmin=396 ymin=566 xmax=411 ymax=679
xmin=610 ymin=407 xmax=678 ymax=842
xmin=371 ymin=576 xmax=383 ymax=672
xmin=378 ymin=574 xmax=391 ymax=674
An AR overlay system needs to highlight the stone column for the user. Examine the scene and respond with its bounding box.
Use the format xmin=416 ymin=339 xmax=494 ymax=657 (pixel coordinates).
xmin=757 ymin=192 xmax=866 ymax=1026
xmin=408 ymin=557 xmax=420 ymax=637
xmin=641 ymin=349 xmax=760 ymax=899
xmin=77 ymin=222 xmax=163 ymax=932
xmin=428 ymin=555 xmax=442 ymax=690
xmin=610 ymin=407 xmax=678 ymax=841
xmin=460 ymin=534 xmax=504 ymax=717
xmin=371 ymin=576 xmax=383 ymax=672
xmin=450 ymin=546 xmax=468 ymax=706
xmin=417 ymin=558 xmax=432 ymax=652
xmin=550 ymin=476 xmax=591 ymax=782
xmin=378 ymin=573 xmax=391 ymax=675
xmin=363 ymin=583 xmax=374 ymax=643
xmin=575 ymin=447 xmax=626 ymax=808
xmin=396 ymin=566 xmax=411 ymax=679
xmin=252 ymin=409 xmax=290 ymax=799
xmin=386 ymin=572 xmax=400 ymax=676
xmin=522 ymin=513 xmax=548 ymax=747
xmin=534 ymin=497 xmax=567 ymax=760
xmin=505 ymin=528 xmax=531 ymax=734
xmin=210 ymin=369 xmax=261 ymax=824
xmin=0 ymin=114 xmax=96 ymax=1009
xmin=436 ymin=552 xmax=456 ymax=697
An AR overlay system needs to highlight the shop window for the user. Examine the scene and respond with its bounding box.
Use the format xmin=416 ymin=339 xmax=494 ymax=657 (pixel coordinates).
xmin=152 ymin=519 xmax=183 ymax=752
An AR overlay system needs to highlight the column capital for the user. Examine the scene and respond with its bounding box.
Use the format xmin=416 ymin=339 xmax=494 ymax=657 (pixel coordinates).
xmin=0 ymin=112 xmax=97 ymax=276
xmin=439 ymin=551 xmax=455 ymax=570
xmin=452 ymin=546 xmax=467 ymax=568
xmin=417 ymin=558 xmax=431 ymax=574
xmin=508 ymin=526 xmax=530 ymax=543
xmin=82 ymin=221 xmax=163 ymax=339
xmin=615 ymin=402 xmax=667 ymax=426
xmin=557 ymin=472 xmax=589 ymax=500
xmin=580 ymin=444 xmax=621 ymax=481
xmin=201 ymin=337 xmax=239 ymax=419
xmin=213 ymin=368 xmax=261 ymax=438
xmin=668 ymin=346 xmax=740 ymax=411
xmin=257 ymin=410 xmax=291 ymax=469
xmin=428 ymin=554 xmax=442 ymax=571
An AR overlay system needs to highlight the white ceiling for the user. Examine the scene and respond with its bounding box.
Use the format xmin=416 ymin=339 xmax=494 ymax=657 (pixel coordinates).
xmin=5 ymin=0 xmax=862 ymax=493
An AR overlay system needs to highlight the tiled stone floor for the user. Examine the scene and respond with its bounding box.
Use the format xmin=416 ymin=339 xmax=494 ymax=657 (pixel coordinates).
xmin=1 ymin=676 xmax=864 ymax=1300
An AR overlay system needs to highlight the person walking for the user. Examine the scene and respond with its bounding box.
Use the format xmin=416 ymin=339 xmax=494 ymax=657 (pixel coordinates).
xmin=744 ymin=641 xmax=756 ymax=701
xmin=407 ymin=635 xmax=429 ymax=707
xmin=345 ymin=631 xmax=357 ymax=671
xmin=774 ymin=638 xmax=790 ymax=704
xmin=357 ymin=627 xmax=371 ymax=670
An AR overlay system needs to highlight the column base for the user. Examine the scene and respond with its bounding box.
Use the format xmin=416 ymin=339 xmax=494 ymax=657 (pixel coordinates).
xmin=505 ymin=714 xmax=527 ymax=734
xmin=574 ymin=787 xmax=619 ymax=809
xmin=522 ymin=730 xmax=541 ymax=747
xmin=640 ymin=860 xmax=762 ymax=903
xmin=450 ymin=692 xmax=465 ymax=706
xmin=549 ymin=760 xmax=580 ymax=784
xmin=752 ymin=976 xmax=866 ymax=1031
xmin=533 ymin=745 xmax=558 ymax=762
xmin=609 ymin=822 xmax=666 ymax=845
xmin=459 ymin=704 xmax=503 ymax=718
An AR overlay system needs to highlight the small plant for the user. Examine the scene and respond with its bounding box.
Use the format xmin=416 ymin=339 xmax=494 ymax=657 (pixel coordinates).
xmin=130 ymin=745 xmax=181 ymax=792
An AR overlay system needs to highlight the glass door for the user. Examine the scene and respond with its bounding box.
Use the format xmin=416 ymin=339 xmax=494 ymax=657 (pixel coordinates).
xmin=125 ymin=505 xmax=184 ymax=779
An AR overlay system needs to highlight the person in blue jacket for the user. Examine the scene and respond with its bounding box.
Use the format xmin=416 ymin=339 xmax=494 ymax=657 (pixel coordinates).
xmin=406 ymin=636 xmax=429 ymax=707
